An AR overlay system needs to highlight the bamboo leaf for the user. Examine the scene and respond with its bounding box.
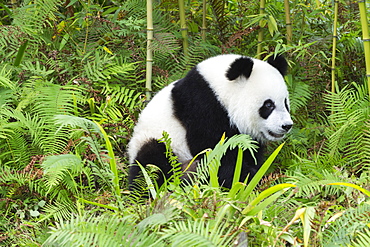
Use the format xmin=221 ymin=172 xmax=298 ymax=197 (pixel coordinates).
xmin=14 ymin=40 xmax=28 ymax=66
xmin=242 ymin=183 xmax=296 ymax=215
xmin=242 ymin=142 xmax=285 ymax=198
xmin=327 ymin=182 xmax=370 ymax=197
xmin=232 ymin=148 xmax=243 ymax=186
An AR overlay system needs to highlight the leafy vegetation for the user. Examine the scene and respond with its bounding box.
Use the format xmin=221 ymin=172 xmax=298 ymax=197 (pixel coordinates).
xmin=0 ymin=0 xmax=369 ymax=246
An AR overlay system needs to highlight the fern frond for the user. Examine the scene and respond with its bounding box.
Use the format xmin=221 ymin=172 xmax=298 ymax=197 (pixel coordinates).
xmin=42 ymin=198 xmax=77 ymax=222
xmin=12 ymin=0 xmax=63 ymax=36
xmin=122 ymin=0 xmax=146 ymax=19
xmin=352 ymin=226 xmax=370 ymax=247
xmin=0 ymin=26 xmax=27 ymax=63
xmin=101 ymin=86 xmax=143 ymax=112
xmin=41 ymin=154 xmax=83 ymax=192
xmin=323 ymin=82 xmax=370 ymax=168
xmin=322 ymin=203 xmax=370 ymax=246
xmin=159 ymin=40 xmax=220 ymax=83
xmin=44 ymin=214 xmax=163 ymax=246
xmin=27 ymin=82 xmax=84 ymax=154
xmin=0 ymin=109 xmax=45 ymax=167
xmin=209 ymin=0 xmax=233 ymax=43
xmin=0 ymin=65 xmax=16 ymax=89
xmin=159 ymin=219 xmax=237 ymax=246
xmin=285 ymin=170 xmax=352 ymax=198
xmin=54 ymin=114 xmax=101 ymax=135
xmin=285 ymin=75 xmax=312 ymax=115
xmin=20 ymin=61 xmax=55 ymax=78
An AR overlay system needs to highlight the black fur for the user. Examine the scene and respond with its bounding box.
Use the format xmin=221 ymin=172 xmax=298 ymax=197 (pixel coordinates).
xmin=128 ymin=139 xmax=169 ymax=191
xmin=226 ymin=56 xmax=254 ymax=80
xmin=267 ymin=55 xmax=288 ymax=76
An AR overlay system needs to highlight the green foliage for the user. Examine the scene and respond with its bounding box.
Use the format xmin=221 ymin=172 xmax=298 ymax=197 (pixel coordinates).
xmin=324 ymin=82 xmax=370 ymax=170
xmin=12 ymin=0 xmax=63 ymax=36
xmin=44 ymin=214 xmax=163 ymax=247
xmin=322 ymin=203 xmax=370 ymax=246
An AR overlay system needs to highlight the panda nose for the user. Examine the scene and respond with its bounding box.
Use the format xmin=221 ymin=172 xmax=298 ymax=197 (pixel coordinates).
xmin=282 ymin=124 xmax=293 ymax=132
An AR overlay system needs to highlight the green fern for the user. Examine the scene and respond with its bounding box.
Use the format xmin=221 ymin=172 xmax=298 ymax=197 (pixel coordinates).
xmin=209 ymin=0 xmax=233 ymax=43
xmin=159 ymin=218 xmax=238 ymax=247
xmin=41 ymin=154 xmax=83 ymax=193
xmin=324 ymin=82 xmax=370 ymax=170
xmin=0 ymin=26 xmax=25 ymax=61
xmin=322 ymin=203 xmax=370 ymax=246
xmin=44 ymin=214 xmax=164 ymax=247
xmin=284 ymin=169 xmax=362 ymax=199
xmin=12 ymin=0 xmax=63 ymax=36
xmin=352 ymin=226 xmax=370 ymax=247
xmin=285 ymin=74 xmax=312 ymax=116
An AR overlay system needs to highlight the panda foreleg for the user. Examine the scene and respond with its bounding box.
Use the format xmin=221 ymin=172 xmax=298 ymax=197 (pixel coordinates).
xmin=128 ymin=138 xmax=172 ymax=191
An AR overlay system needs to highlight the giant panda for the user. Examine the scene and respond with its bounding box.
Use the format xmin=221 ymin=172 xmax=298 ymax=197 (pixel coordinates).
xmin=127 ymin=54 xmax=293 ymax=190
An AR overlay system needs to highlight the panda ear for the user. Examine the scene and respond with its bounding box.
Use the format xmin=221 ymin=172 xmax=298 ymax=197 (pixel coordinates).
xmin=267 ymin=54 xmax=288 ymax=76
xmin=226 ymin=57 xmax=254 ymax=81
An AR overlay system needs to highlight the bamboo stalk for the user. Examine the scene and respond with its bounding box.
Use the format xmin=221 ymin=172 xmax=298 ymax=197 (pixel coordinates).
xmin=358 ymin=0 xmax=370 ymax=97
xmin=257 ymin=0 xmax=266 ymax=59
xmin=146 ymin=0 xmax=153 ymax=99
xmin=201 ymin=0 xmax=207 ymax=41
xmin=331 ymin=0 xmax=339 ymax=94
xmin=178 ymin=0 xmax=189 ymax=56
xmin=284 ymin=0 xmax=292 ymax=44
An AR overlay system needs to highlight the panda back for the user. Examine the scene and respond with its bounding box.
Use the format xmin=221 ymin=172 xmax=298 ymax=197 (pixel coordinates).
xmin=127 ymin=82 xmax=192 ymax=164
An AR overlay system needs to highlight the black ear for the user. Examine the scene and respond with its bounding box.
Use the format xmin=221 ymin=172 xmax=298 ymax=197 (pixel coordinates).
xmin=267 ymin=54 xmax=288 ymax=76
xmin=226 ymin=57 xmax=254 ymax=81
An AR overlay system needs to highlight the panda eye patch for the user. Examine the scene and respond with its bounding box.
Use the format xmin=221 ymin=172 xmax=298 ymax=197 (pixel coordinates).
xmin=259 ymin=99 xmax=275 ymax=119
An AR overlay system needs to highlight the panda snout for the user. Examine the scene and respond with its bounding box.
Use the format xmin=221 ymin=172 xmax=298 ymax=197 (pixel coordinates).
xmin=282 ymin=124 xmax=293 ymax=132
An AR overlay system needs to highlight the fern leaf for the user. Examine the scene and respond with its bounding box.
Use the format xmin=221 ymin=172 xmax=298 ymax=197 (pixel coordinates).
xmin=322 ymin=203 xmax=370 ymax=246
xmin=41 ymin=154 xmax=83 ymax=192
xmin=44 ymin=214 xmax=163 ymax=246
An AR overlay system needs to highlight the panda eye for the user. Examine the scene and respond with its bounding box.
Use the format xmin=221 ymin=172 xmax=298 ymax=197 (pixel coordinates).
xmin=264 ymin=100 xmax=275 ymax=109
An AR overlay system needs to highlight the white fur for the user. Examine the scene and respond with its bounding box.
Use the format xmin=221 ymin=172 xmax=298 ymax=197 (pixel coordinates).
xmin=127 ymin=83 xmax=193 ymax=164
xmin=197 ymin=54 xmax=293 ymax=142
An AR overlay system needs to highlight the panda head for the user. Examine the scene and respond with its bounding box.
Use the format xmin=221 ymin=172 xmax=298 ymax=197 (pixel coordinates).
xmin=197 ymin=54 xmax=293 ymax=142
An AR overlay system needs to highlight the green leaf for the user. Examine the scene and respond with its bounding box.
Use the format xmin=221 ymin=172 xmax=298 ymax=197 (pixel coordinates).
xmin=30 ymin=210 xmax=40 ymax=217
xmin=327 ymin=182 xmax=370 ymax=197
xmin=232 ymin=148 xmax=243 ymax=186
xmin=268 ymin=15 xmax=278 ymax=36
xmin=14 ymin=40 xmax=28 ymax=66
xmin=66 ymin=0 xmax=78 ymax=8
xmin=242 ymin=142 xmax=285 ymax=198
xmin=242 ymin=183 xmax=296 ymax=215
xmin=38 ymin=200 xmax=46 ymax=207
xmin=59 ymin=33 xmax=70 ymax=51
